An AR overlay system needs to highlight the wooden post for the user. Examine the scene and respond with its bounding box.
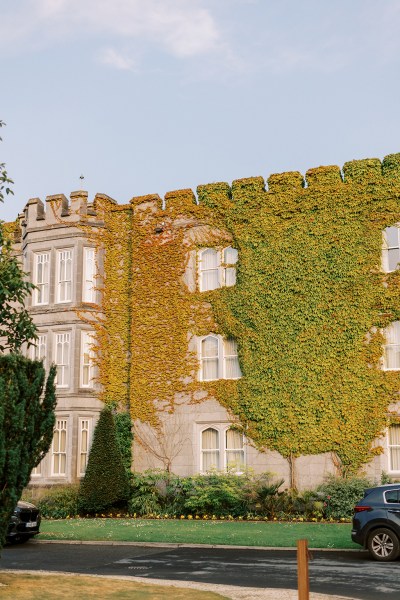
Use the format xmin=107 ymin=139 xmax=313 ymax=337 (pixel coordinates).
xmin=297 ymin=539 xmax=309 ymax=600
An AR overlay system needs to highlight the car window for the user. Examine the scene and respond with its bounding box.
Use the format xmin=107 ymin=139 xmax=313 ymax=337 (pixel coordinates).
xmin=385 ymin=489 xmax=400 ymax=503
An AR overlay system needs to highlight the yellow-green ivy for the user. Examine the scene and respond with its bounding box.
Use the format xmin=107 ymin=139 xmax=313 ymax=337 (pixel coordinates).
xmin=83 ymin=153 xmax=400 ymax=477
xmin=199 ymin=154 xmax=400 ymax=475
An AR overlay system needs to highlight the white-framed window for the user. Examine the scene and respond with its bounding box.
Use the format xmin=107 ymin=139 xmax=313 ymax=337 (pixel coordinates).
xmin=388 ymin=425 xmax=400 ymax=472
xmin=81 ymin=331 xmax=94 ymax=388
xmin=198 ymin=247 xmax=238 ymax=292
xmin=55 ymin=332 xmax=71 ymax=387
xmin=78 ymin=418 xmax=91 ymax=476
xmin=223 ymin=247 xmax=238 ymax=287
xmin=33 ymin=252 xmax=50 ymax=305
xmin=382 ymin=226 xmax=400 ymax=273
xmin=200 ymin=425 xmax=246 ymax=473
xmin=83 ymin=247 xmax=96 ymax=303
xmin=383 ymin=322 xmax=400 ymax=371
xmin=225 ymin=428 xmax=245 ymax=471
xmin=52 ymin=419 xmax=68 ymax=476
xmin=32 ymin=334 xmax=47 ymax=366
xmin=56 ymin=249 xmax=72 ymax=302
xmin=199 ymin=335 xmax=241 ymax=381
xmin=201 ymin=427 xmax=220 ymax=471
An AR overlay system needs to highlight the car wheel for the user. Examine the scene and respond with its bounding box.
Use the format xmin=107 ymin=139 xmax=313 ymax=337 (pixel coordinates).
xmin=367 ymin=528 xmax=400 ymax=561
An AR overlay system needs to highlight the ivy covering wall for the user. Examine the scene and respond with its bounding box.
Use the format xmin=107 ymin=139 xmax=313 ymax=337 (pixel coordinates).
xmin=90 ymin=153 xmax=400 ymax=476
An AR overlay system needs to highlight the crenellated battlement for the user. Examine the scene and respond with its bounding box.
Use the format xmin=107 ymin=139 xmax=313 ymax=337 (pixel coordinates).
xmin=17 ymin=152 xmax=400 ymax=230
xmin=19 ymin=190 xmax=115 ymax=232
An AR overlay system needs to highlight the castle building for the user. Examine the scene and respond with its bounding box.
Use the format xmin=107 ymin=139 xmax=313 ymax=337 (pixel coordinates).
xmin=10 ymin=154 xmax=400 ymax=489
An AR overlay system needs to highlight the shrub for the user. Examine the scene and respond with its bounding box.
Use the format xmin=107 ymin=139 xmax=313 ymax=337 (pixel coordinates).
xmin=242 ymin=473 xmax=284 ymax=516
xmin=317 ymin=476 xmax=372 ymax=520
xmin=128 ymin=470 xmax=186 ymax=516
xmin=29 ymin=486 xmax=79 ymax=519
xmin=128 ymin=469 xmax=284 ymax=518
xmin=182 ymin=470 xmax=248 ymax=517
xmin=78 ymin=407 xmax=130 ymax=514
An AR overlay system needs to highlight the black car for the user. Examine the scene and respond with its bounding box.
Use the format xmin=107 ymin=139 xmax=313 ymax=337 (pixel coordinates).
xmin=352 ymin=484 xmax=400 ymax=561
xmin=6 ymin=501 xmax=41 ymax=544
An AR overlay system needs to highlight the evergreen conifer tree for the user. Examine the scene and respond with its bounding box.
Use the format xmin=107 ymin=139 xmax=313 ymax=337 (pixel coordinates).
xmin=78 ymin=407 xmax=130 ymax=514
xmin=0 ymin=121 xmax=57 ymax=549
xmin=0 ymin=356 xmax=57 ymax=547
xmin=114 ymin=411 xmax=133 ymax=480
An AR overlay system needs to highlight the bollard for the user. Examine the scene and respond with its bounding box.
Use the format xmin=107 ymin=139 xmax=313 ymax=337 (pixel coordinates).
xmin=297 ymin=538 xmax=310 ymax=600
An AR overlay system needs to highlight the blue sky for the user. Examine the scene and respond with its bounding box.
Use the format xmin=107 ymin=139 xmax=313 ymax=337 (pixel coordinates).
xmin=1 ymin=0 xmax=400 ymax=221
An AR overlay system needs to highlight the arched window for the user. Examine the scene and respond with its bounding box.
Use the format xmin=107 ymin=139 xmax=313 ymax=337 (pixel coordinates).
xmin=383 ymin=322 xmax=400 ymax=371
xmin=382 ymin=226 xmax=400 ymax=273
xmin=201 ymin=428 xmax=220 ymax=471
xmin=198 ymin=247 xmax=238 ymax=291
xmin=199 ymin=335 xmax=241 ymax=381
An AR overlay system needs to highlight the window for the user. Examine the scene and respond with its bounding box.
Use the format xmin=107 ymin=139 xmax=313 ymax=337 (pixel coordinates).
xmin=199 ymin=335 xmax=241 ymax=381
xmin=385 ymin=489 xmax=400 ymax=503
xmin=83 ymin=247 xmax=96 ymax=303
xmin=223 ymin=247 xmax=238 ymax=286
xmin=383 ymin=226 xmax=400 ymax=273
xmin=52 ymin=419 xmax=67 ymax=475
xmin=198 ymin=247 xmax=238 ymax=291
xmin=55 ymin=332 xmax=70 ymax=387
xmin=32 ymin=334 xmax=47 ymax=366
xmin=81 ymin=331 xmax=94 ymax=387
xmin=383 ymin=322 xmax=400 ymax=371
xmin=201 ymin=428 xmax=220 ymax=471
xmin=33 ymin=252 xmax=49 ymax=305
xmin=223 ymin=338 xmax=242 ymax=379
xmin=56 ymin=249 xmax=72 ymax=302
xmin=78 ymin=418 xmax=91 ymax=476
xmin=200 ymin=426 xmax=245 ymax=473
xmin=388 ymin=425 xmax=400 ymax=472
xmin=225 ymin=429 xmax=245 ymax=471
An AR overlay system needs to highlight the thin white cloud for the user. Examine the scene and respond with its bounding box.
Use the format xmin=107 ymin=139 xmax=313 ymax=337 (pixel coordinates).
xmin=0 ymin=0 xmax=223 ymax=62
xmin=99 ymin=47 xmax=136 ymax=71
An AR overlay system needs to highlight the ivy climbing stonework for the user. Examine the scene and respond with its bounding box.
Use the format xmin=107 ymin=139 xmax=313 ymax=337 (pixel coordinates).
xmin=13 ymin=152 xmax=400 ymax=486
xmin=84 ymin=153 xmax=400 ymax=479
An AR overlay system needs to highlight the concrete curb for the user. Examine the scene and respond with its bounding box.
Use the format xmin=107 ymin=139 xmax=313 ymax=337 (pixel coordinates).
xmin=32 ymin=539 xmax=364 ymax=552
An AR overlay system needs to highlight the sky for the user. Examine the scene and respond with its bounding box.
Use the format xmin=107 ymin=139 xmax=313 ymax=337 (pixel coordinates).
xmin=1 ymin=0 xmax=400 ymax=222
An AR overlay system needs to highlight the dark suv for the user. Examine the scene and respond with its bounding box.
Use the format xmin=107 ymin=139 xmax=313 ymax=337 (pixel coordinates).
xmin=352 ymin=484 xmax=400 ymax=561
xmin=6 ymin=501 xmax=41 ymax=544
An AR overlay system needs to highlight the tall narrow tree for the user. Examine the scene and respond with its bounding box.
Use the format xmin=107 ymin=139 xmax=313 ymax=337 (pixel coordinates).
xmin=78 ymin=407 xmax=130 ymax=514
xmin=0 ymin=121 xmax=57 ymax=548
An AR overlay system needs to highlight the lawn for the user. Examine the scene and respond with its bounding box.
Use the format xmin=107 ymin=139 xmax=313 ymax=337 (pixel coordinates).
xmin=38 ymin=518 xmax=359 ymax=549
xmin=0 ymin=573 xmax=227 ymax=599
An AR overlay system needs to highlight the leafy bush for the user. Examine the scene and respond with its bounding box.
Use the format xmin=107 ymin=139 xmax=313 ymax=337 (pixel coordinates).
xmin=317 ymin=476 xmax=372 ymax=520
xmin=128 ymin=470 xmax=186 ymax=516
xmin=241 ymin=473 xmax=284 ymax=516
xmin=23 ymin=486 xmax=79 ymax=519
xmin=182 ymin=471 xmax=245 ymax=517
xmin=128 ymin=469 xmax=284 ymax=518
xmin=78 ymin=407 xmax=130 ymax=514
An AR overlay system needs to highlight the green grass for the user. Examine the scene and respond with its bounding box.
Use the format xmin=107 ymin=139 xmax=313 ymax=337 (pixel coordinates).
xmin=38 ymin=518 xmax=359 ymax=549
